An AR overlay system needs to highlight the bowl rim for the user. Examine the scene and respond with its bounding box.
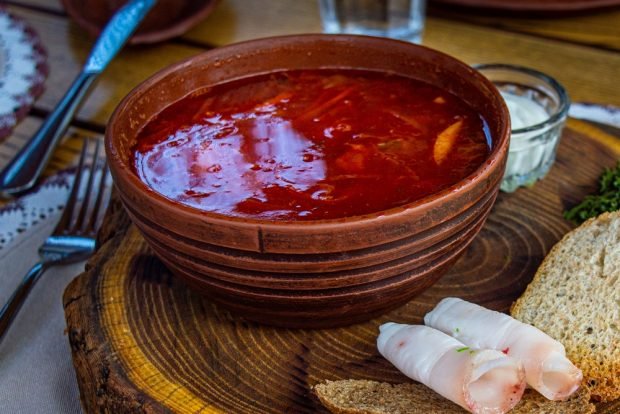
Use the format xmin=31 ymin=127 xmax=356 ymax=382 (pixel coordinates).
xmin=106 ymin=34 xmax=510 ymax=231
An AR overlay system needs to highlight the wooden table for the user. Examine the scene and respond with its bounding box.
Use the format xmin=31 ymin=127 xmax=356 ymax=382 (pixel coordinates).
xmin=2 ymin=1 xmax=620 ymax=412
xmin=1 ymin=0 xmax=620 ymax=179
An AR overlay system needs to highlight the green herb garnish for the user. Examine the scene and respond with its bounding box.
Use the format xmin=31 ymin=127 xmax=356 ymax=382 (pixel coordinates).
xmin=564 ymin=162 xmax=620 ymax=224
xmin=454 ymin=327 xmax=460 ymax=333
xmin=456 ymin=347 xmax=470 ymax=353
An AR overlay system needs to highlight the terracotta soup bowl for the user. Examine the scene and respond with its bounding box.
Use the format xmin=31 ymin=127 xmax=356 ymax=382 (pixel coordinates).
xmin=106 ymin=35 xmax=510 ymax=328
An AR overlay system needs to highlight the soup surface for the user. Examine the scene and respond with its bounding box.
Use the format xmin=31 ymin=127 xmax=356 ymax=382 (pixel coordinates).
xmin=133 ymin=69 xmax=490 ymax=221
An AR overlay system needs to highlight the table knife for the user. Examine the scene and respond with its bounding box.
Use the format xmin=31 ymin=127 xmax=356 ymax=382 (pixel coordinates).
xmin=0 ymin=0 xmax=156 ymax=198
xmin=569 ymin=102 xmax=620 ymax=135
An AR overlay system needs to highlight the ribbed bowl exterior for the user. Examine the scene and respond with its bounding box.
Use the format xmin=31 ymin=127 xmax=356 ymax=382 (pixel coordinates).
xmin=120 ymin=188 xmax=498 ymax=328
xmin=106 ymin=35 xmax=510 ymax=328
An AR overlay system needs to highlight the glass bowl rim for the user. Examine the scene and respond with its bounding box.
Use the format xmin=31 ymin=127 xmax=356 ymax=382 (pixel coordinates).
xmin=473 ymin=63 xmax=570 ymax=136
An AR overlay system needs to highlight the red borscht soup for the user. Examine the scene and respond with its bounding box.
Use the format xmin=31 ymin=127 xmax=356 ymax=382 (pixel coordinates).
xmin=133 ymin=70 xmax=490 ymax=221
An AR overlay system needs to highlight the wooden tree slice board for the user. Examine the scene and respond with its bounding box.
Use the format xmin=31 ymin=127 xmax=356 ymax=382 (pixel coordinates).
xmin=64 ymin=121 xmax=620 ymax=414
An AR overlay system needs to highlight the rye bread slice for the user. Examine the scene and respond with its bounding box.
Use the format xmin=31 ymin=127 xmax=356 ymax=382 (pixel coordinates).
xmin=511 ymin=210 xmax=620 ymax=402
xmin=314 ymin=379 xmax=594 ymax=414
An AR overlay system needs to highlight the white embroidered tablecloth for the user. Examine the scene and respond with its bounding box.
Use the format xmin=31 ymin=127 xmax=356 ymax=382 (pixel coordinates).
xmin=0 ymin=172 xmax=82 ymax=413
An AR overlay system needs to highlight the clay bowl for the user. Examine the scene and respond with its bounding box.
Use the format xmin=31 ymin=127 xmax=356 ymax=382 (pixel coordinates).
xmin=61 ymin=0 xmax=218 ymax=44
xmin=106 ymin=35 xmax=510 ymax=329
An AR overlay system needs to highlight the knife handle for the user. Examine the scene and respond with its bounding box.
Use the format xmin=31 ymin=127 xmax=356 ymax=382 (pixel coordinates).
xmin=0 ymin=70 xmax=97 ymax=198
xmin=0 ymin=262 xmax=45 ymax=345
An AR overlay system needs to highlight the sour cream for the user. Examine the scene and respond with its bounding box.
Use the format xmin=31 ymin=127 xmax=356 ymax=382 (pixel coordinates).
xmin=474 ymin=64 xmax=569 ymax=192
xmin=500 ymin=92 xmax=549 ymax=130
xmin=500 ymin=91 xmax=564 ymax=192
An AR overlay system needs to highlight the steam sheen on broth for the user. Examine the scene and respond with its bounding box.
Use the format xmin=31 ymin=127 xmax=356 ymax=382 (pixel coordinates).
xmin=132 ymin=69 xmax=491 ymax=220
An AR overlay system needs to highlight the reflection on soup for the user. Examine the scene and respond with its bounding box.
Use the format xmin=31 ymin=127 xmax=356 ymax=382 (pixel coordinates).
xmin=133 ymin=69 xmax=491 ymax=221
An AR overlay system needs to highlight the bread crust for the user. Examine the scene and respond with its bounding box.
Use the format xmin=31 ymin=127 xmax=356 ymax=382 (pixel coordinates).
xmin=511 ymin=210 xmax=620 ymax=402
xmin=314 ymin=379 xmax=594 ymax=413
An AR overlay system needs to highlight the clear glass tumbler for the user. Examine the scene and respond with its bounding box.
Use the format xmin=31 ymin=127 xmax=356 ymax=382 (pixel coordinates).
xmin=318 ymin=0 xmax=426 ymax=43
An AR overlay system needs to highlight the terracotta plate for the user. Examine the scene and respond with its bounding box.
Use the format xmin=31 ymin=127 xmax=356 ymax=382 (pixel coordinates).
xmin=430 ymin=0 xmax=620 ymax=12
xmin=60 ymin=0 xmax=219 ymax=44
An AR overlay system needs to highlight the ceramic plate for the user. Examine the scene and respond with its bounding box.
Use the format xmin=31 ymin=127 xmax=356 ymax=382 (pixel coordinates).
xmin=0 ymin=8 xmax=47 ymax=140
xmin=60 ymin=0 xmax=219 ymax=45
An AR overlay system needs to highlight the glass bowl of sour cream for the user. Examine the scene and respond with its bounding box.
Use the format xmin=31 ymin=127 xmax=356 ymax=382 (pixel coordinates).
xmin=474 ymin=64 xmax=570 ymax=192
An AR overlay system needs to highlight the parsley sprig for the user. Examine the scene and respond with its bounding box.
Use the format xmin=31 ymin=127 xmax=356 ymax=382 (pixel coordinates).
xmin=564 ymin=162 xmax=620 ymax=224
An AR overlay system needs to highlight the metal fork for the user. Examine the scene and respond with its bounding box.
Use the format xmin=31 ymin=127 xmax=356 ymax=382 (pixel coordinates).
xmin=0 ymin=138 xmax=111 ymax=343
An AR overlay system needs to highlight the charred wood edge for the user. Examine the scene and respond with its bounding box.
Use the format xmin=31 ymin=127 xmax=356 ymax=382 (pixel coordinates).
xmin=63 ymin=191 xmax=171 ymax=413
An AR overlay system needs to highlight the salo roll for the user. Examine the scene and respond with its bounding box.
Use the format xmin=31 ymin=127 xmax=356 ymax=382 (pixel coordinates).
xmin=377 ymin=323 xmax=526 ymax=414
xmin=424 ymin=298 xmax=583 ymax=401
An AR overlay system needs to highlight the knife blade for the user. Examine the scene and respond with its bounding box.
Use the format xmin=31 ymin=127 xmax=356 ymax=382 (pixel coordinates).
xmin=0 ymin=0 xmax=157 ymax=197
xmin=568 ymin=102 xmax=620 ymax=136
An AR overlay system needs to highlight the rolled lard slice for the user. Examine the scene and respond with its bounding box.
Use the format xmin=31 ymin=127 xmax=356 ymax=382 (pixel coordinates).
xmin=424 ymin=298 xmax=583 ymax=401
xmin=377 ymin=323 xmax=525 ymax=414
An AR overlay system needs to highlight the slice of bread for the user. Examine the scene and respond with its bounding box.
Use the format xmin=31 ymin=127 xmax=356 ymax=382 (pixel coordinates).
xmin=314 ymin=379 xmax=594 ymax=414
xmin=511 ymin=210 xmax=620 ymax=402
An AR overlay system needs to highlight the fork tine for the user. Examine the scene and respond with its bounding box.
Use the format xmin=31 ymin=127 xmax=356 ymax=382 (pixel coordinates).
xmin=53 ymin=139 xmax=89 ymax=233
xmin=1 ymin=138 xmax=105 ymax=343
xmin=74 ymin=139 xmax=101 ymax=233
xmin=84 ymin=161 xmax=110 ymax=235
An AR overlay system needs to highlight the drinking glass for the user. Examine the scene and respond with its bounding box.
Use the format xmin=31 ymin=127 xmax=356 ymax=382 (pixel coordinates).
xmin=318 ymin=0 xmax=426 ymax=43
